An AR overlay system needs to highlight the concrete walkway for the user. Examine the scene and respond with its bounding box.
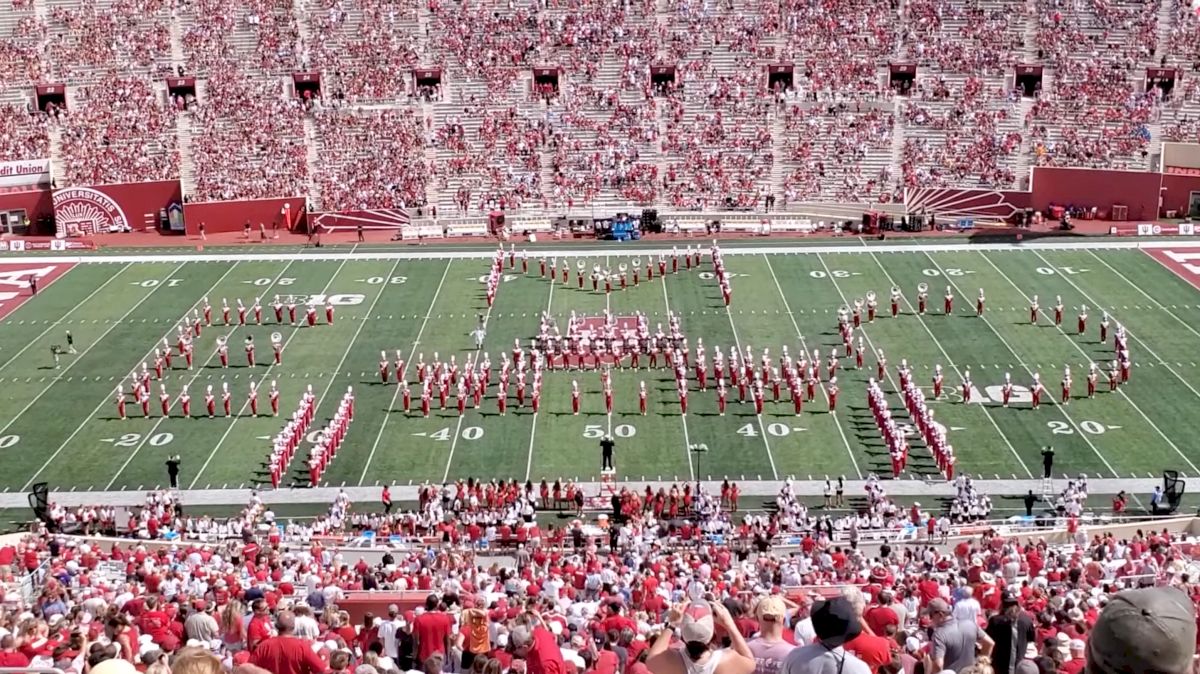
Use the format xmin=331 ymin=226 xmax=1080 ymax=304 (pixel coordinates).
xmin=8 ymin=478 xmax=1166 ymax=509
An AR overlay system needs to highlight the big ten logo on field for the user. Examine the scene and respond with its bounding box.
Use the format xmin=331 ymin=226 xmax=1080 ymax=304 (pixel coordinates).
xmin=0 ymin=263 xmax=69 ymax=319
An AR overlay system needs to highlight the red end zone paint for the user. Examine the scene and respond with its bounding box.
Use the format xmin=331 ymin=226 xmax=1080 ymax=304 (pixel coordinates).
xmin=0 ymin=261 xmax=74 ymax=320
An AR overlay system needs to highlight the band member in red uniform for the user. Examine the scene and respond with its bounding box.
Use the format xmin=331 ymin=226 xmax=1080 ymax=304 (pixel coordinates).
xmin=287 ymin=296 xmax=297 ymax=324
xmin=976 ymin=288 xmax=985 ymax=316
xmin=827 ymin=377 xmax=839 ymax=412
xmin=1120 ymin=355 xmax=1131 ymax=383
xmin=306 ymin=303 xmax=317 ymax=327
xmin=269 ymin=380 xmax=280 ymax=416
xmin=221 ymin=298 xmax=231 ymax=325
xmin=917 ymin=285 xmax=928 ymax=315
xmin=217 ymin=338 xmax=228 ymax=368
xmin=495 ymin=388 xmax=505 ymax=416
xmin=890 ymin=287 xmax=901 ymax=318
xmin=1001 ymin=372 xmax=1013 ymax=407
xmin=855 ymin=338 xmax=865 ymax=369
xmin=457 ymin=383 xmax=467 ymax=416
xmin=604 ymin=384 xmax=613 ymax=415
xmin=272 ymin=335 xmax=283 ymax=365
xmin=791 ymin=382 xmax=802 ymax=415
xmin=253 ymin=297 xmax=262 ymax=324
xmin=138 ymin=387 xmax=151 ymax=417
xmin=531 ymin=387 xmax=541 ymax=413
xmin=961 ymin=368 xmax=973 ymax=404
xmin=401 ymin=382 xmax=411 ymax=413
xmin=245 ymin=336 xmax=255 ymax=367
xmin=380 ymin=351 xmax=390 ymax=384
xmin=159 ymin=384 xmax=171 ymax=417
xmin=638 ymin=381 xmax=647 ymax=415
xmin=877 ymin=349 xmax=887 ymax=381
xmin=1030 ymin=294 xmax=1040 ymax=324
xmin=1060 ymin=367 xmax=1071 ymax=404
xmin=1030 ymin=374 xmax=1043 ymax=409
xmin=1087 ymin=364 xmax=1098 ymax=398
xmin=717 ymin=381 xmax=727 ymax=415
xmin=539 ymin=257 xmax=547 ymax=277
xmin=181 ymin=385 xmax=192 ymax=417
xmin=1100 ymin=312 xmax=1110 ymax=343
xmin=201 ymin=296 xmax=212 ymax=326
xmin=248 ymin=381 xmax=259 ymax=416
xmin=571 ymin=380 xmax=580 ymax=415
xmin=866 ymin=293 xmax=877 ymax=322
xmin=237 ymin=299 xmax=247 ymax=326
xmin=932 ymin=365 xmax=944 ymax=398
xmin=204 ymin=385 xmax=216 ymax=418
xmin=806 ymin=374 xmax=817 ymax=402
xmin=222 ymin=382 xmax=232 ymax=417
xmin=273 ymin=295 xmax=284 ymax=323
xmin=1077 ymin=305 xmax=1088 ymax=335
xmin=943 ymin=286 xmax=954 ymax=314
xmin=678 ymin=384 xmax=688 ymax=416
xmin=153 ymin=350 xmax=164 ymax=379
xmin=1053 ymin=296 xmax=1064 ymax=326
xmin=1108 ymin=361 xmax=1120 ymax=391
xmin=162 ymin=337 xmax=173 ymax=368
xmin=325 ymin=301 xmax=335 ymax=324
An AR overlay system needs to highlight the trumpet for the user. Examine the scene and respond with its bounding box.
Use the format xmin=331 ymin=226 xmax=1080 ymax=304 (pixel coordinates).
xmin=576 ymin=260 xmax=586 ymax=272
xmin=619 ymin=262 xmax=628 ymax=273
xmin=917 ymin=282 xmax=929 ymax=294
xmin=866 ymin=290 xmax=877 ymax=303
xmin=854 ymin=298 xmax=864 ymax=310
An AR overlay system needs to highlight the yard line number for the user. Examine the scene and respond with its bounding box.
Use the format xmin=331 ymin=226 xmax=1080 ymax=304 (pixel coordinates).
xmin=922 ymin=268 xmax=970 ymax=277
xmin=584 ymin=424 xmax=636 ymax=439
xmin=249 ymin=277 xmax=297 ymax=286
xmin=0 ymin=434 xmax=18 ymax=449
xmin=364 ymin=276 xmax=407 ymax=285
xmin=137 ymin=278 xmax=190 ymax=288
xmin=737 ymin=423 xmax=795 ymax=438
xmin=1047 ymin=420 xmax=1107 ymax=435
xmin=809 ymin=270 xmax=852 ymax=279
xmin=1035 ymin=266 xmax=1085 ymax=276
xmin=431 ymin=426 xmax=484 ymax=442
xmin=113 ymin=432 xmax=174 ymax=447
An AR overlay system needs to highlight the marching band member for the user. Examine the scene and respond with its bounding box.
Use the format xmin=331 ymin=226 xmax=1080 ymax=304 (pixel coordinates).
xmin=890 ymin=286 xmax=902 ymax=318
xmin=216 ymin=337 xmax=228 ymax=368
xmin=976 ymin=288 xmax=985 ymax=316
xmin=943 ymin=285 xmax=954 ymax=314
xmin=236 ymin=298 xmax=247 ymax=326
xmin=571 ymin=380 xmax=580 ymax=415
xmin=244 ymin=336 xmax=255 ymax=367
xmin=325 ymin=300 xmax=335 ymax=325
xmin=269 ymin=380 xmax=280 ymax=416
xmin=1030 ymin=373 xmax=1044 ymax=409
xmin=932 ymin=364 xmax=944 ymax=398
xmin=917 ymin=284 xmax=928 ymax=315
xmin=827 ymin=377 xmax=839 ymax=413
xmin=1053 ymin=296 xmax=1064 ymax=326
xmin=1030 ymin=294 xmax=1040 ymax=324
xmin=1061 ymin=366 xmax=1071 ymax=404
xmin=1001 ymin=372 xmax=1013 ymax=407
xmin=379 ymin=351 xmax=391 ymax=384
xmin=159 ymin=383 xmax=171 ymax=417
xmin=180 ymin=385 xmax=192 ymax=418
xmin=272 ymin=333 xmax=283 ymax=365
xmin=273 ymin=294 xmax=284 ymax=323
xmin=639 ymin=381 xmax=647 ymax=415
xmin=222 ymin=382 xmax=232 ymax=417
xmin=1087 ymin=363 xmax=1098 ymax=399
xmin=204 ymin=384 xmax=216 ymax=418
xmin=221 ymin=298 xmax=230 ymax=325
xmin=248 ymin=381 xmax=259 ymax=416
xmin=1077 ymin=304 xmax=1088 ymax=335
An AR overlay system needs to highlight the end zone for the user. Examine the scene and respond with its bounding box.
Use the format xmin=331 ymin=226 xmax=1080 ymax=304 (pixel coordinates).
xmin=1144 ymin=246 xmax=1200 ymax=292
xmin=0 ymin=261 xmax=74 ymax=320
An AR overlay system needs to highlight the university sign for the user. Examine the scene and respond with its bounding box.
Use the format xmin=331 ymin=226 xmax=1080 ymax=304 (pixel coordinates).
xmin=52 ymin=187 xmax=129 ymax=236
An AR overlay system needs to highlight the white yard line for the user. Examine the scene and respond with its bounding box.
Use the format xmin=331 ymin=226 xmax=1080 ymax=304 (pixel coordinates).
xmin=1022 ymin=251 xmax=1200 ymax=476
xmin=0 ymin=267 xmax=152 ymax=439
xmin=13 ymin=238 xmax=1200 ymax=266
xmin=184 ymin=255 xmax=359 ymax=489
xmin=441 ymin=269 xmax=499 ymax=484
xmin=763 ymin=254 xmax=861 ymax=479
xmin=0 ymin=262 xmax=134 ymax=373
xmin=929 ymin=251 xmax=1121 ymax=477
xmin=21 ymin=261 xmax=233 ymax=491
xmin=714 ymin=270 xmax=779 ymax=480
xmin=109 ymin=259 xmax=305 ymax=490
xmin=860 ymin=250 xmax=1034 ymax=478
xmin=605 ymin=256 xmax=613 ymax=439
xmin=524 ymin=265 xmax=557 ymax=481
xmin=1087 ymin=249 xmax=1200 ymax=356
xmin=658 ymin=264 xmax=697 ymax=480
xmin=358 ymin=260 xmax=453 ymax=485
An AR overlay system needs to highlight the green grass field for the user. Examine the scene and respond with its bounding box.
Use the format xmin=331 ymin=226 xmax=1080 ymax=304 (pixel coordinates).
xmin=3 ymin=240 xmax=1200 ymax=497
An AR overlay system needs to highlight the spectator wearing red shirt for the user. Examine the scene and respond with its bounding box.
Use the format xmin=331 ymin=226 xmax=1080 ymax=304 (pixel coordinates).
xmin=864 ymin=592 xmax=899 ymax=637
xmin=0 ymin=635 xmax=29 ymax=668
xmin=512 ymin=617 xmax=565 ymax=674
xmin=412 ymin=594 xmax=454 ymax=663
xmin=251 ymin=611 xmax=329 ymax=674
xmin=247 ymin=599 xmax=276 ymax=652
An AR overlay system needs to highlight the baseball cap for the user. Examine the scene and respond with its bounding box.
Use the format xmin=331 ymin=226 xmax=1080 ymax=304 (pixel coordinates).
xmin=680 ymin=602 xmax=715 ymax=644
xmin=1087 ymin=587 xmax=1196 ymax=674
xmin=756 ymin=596 xmax=787 ymax=621
xmin=923 ymin=598 xmax=951 ymax=616
xmin=811 ymin=597 xmax=861 ymax=648
xmin=1001 ymin=590 xmax=1020 ymax=607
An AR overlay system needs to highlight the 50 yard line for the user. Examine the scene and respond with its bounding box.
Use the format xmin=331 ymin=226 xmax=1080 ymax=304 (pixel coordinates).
xmin=358 ymin=260 xmax=452 ymax=486
xmin=524 ymin=263 xmax=557 ymax=481
xmin=22 ymin=261 xmax=231 ymax=491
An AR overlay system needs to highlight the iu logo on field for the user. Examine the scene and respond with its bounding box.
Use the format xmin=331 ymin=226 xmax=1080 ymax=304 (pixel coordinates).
xmin=52 ymin=187 xmax=129 ymax=236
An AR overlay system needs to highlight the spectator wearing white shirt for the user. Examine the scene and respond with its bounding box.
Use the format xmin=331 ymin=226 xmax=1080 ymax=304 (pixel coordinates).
xmin=378 ymin=605 xmax=404 ymax=660
xmin=952 ymin=586 xmax=981 ymax=624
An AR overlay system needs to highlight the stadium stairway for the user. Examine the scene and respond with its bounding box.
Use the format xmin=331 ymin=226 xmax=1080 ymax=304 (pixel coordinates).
xmin=177 ymin=113 xmax=197 ymax=198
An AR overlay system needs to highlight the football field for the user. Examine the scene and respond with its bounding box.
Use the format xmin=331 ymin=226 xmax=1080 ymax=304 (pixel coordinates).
xmin=2 ymin=239 xmax=1200 ymax=498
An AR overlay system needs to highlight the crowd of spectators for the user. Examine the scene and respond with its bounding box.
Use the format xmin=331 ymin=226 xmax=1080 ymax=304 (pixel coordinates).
xmin=0 ymin=101 xmax=49 ymax=160
xmin=899 ymin=0 xmax=1025 ymax=76
xmin=58 ymin=73 xmax=180 ymax=185
xmin=2 ymin=469 xmax=1199 ymax=674
xmin=45 ymin=0 xmax=172 ymax=82
xmin=306 ymin=0 xmax=420 ymax=103
xmin=179 ymin=0 xmax=300 ymax=75
xmin=313 ymin=107 xmax=430 ymax=212
xmin=189 ymin=69 xmax=307 ymax=202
